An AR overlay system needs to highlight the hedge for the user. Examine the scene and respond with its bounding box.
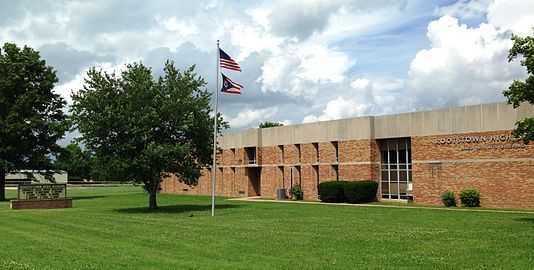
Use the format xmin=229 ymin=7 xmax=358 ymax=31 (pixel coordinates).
xmin=317 ymin=180 xmax=378 ymax=204
xmin=317 ymin=181 xmax=347 ymax=203
xmin=343 ymin=180 xmax=378 ymax=204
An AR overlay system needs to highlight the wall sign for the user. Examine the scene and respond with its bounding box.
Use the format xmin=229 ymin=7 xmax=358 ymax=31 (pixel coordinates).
xmin=435 ymin=133 xmax=525 ymax=151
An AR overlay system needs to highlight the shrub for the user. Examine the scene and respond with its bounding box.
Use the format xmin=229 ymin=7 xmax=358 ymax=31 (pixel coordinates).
xmin=343 ymin=180 xmax=378 ymax=204
xmin=317 ymin=181 xmax=347 ymax=203
xmin=460 ymin=188 xmax=480 ymax=207
xmin=441 ymin=190 xmax=456 ymax=207
xmin=289 ymin=185 xmax=303 ymax=200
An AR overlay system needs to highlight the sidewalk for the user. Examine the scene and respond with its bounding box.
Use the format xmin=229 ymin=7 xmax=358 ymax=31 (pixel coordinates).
xmin=228 ymin=196 xmax=534 ymax=215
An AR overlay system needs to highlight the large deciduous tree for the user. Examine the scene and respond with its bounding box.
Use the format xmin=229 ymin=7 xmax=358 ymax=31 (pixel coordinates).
xmin=54 ymin=143 xmax=95 ymax=182
xmin=71 ymin=61 xmax=223 ymax=210
xmin=503 ymin=30 xmax=534 ymax=144
xmin=0 ymin=43 xmax=69 ymax=201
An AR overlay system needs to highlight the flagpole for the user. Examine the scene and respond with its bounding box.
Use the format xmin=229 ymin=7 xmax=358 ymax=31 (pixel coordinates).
xmin=211 ymin=40 xmax=220 ymax=217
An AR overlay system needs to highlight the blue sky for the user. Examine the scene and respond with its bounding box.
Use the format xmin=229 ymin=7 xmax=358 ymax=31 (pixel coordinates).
xmin=1 ymin=0 xmax=533 ymax=140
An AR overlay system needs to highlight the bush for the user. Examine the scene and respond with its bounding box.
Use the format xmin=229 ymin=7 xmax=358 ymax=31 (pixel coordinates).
xmin=317 ymin=181 xmax=347 ymax=203
xmin=460 ymin=188 xmax=480 ymax=207
xmin=441 ymin=190 xmax=456 ymax=207
xmin=343 ymin=180 xmax=378 ymax=204
xmin=289 ymin=185 xmax=303 ymax=200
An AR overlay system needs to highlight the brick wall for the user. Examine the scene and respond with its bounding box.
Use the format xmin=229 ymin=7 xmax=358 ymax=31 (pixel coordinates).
xmin=412 ymin=130 xmax=534 ymax=208
xmin=159 ymin=130 xmax=533 ymax=209
xmin=10 ymin=198 xmax=73 ymax=210
xmin=161 ymin=138 xmax=378 ymax=201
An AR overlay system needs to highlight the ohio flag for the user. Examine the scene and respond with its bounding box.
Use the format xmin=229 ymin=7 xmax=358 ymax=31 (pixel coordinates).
xmin=221 ymin=73 xmax=243 ymax=94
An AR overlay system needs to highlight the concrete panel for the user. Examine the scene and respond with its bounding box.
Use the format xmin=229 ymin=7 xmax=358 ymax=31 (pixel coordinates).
xmin=397 ymin=113 xmax=411 ymax=137
xmin=435 ymin=108 xmax=451 ymax=134
xmin=349 ymin=117 xmax=372 ymax=140
xmin=325 ymin=121 xmax=340 ymax=141
xmin=450 ymin=106 xmax=467 ymax=133
xmin=384 ymin=115 xmax=398 ymax=137
xmin=373 ymin=115 xmax=387 ymax=139
xmin=498 ymin=102 xmax=517 ymax=130
xmin=422 ymin=110 xmax=437 ymax=135
xmin=481 ymin=103 xmax=499 ymax=131
xmin=297 ymin=122 xmax=325 ymax=143
xmin=220 ymin=128 xmax=260 ymax=148
xmin=465 ymin=104 xmax=482 ymax=132
xmin=261 ymin=126 xmax=285 ymax=146
xmin=220 ymin=101 xmax=521 ymax=149
xmin=409 ymin=112 xmax=424 ymax=136
xmin=516 ymin=101 xmax=534 ymax=121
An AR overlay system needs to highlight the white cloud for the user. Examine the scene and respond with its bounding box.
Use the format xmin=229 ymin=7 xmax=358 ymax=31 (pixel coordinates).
xmin=435 ymin=0 xmax=489 ymax=20
xmin=296 ymin=45 xmax=354 ymax=83
xmin=54 ymin=62 xmax=128 ymax=104
xmin=406 ymin=15 xmax=527 ymax=109
xmin=279 ymin=119 xmax=293 ymax=126
xmin=54 ymin=73 xmax=85 ymax=104
xmin=268 ymin=0 xmax=343 ymax=40
xmin=302 ymin=96 xmax=369 ymax=123
xmin=159 ymin=17 xmax=198 ymax=36
xmin=230 ymin=23 xmax=284 ymax=60
xmin=487 ymin=0 xmax=534 ymax=36
xmin=351 ymin=78 xmax=370 ymax=90
xmin=225 ymin=107 xmax=279 ymax=128
xmin=259 ymin=43 xmax=353 ymax=96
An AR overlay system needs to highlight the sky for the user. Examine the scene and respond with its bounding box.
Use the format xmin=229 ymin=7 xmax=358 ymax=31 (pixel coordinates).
xmin=1 ymin=0 xmax=533 ymax=139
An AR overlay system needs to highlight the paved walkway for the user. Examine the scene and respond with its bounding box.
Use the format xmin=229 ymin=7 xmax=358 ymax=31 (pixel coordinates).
xmin=228 ymin=196 xmax=534 ymax=215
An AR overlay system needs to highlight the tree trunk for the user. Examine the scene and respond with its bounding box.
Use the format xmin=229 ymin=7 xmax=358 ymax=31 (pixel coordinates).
xmin=0 ymin=169 xmax=6 ymax=201
xmin=148 ymin=180 xmax=158 ymax=210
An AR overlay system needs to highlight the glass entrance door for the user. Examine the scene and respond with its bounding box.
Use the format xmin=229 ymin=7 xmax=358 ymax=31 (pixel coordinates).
xmin=379 ymin=138 xmax=412 ymax=200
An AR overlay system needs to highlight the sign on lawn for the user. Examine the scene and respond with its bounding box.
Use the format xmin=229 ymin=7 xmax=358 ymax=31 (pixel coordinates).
xmin=17 ymin=184 xmax=67 ymax=200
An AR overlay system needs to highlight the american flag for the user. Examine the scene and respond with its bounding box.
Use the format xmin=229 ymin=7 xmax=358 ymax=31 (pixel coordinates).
xmin=219 ymin=48 xmax=242 ymax=72
xmin=221 ymin=73 xmax=243 ymax=94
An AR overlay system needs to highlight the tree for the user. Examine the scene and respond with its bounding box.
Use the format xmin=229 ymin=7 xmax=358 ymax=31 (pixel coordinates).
xmin=259 ymin=121 xmax=283 ymax=128
xmin=54 ymin=143 xmax=95 ymax=181
xmin=70 ymin=61 xmax=224 ymax=209
xmin=503 ymin=30 xmax=534 ymax=144
xmin=0 ymin=43 xmax=69 ymax=201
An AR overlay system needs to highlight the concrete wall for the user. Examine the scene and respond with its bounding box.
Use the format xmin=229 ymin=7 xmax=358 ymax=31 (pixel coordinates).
xmin=220 ymin=101 xmax=534 ymax=148
xmin=6 ymin=171 xmax=68 ymax=184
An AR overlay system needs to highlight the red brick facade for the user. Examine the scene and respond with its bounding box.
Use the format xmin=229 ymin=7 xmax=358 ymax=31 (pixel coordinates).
xmin=161 ymin=138 xmax=381 ymax=201
xmin=160 ymin=129 xmax=534 ymax=209
xmin=412 ymin=130 xmax=534 ymax=208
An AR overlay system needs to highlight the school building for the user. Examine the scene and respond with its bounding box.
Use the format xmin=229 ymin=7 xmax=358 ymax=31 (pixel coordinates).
xmin=160 ymin=101 xmax=534 ymax=209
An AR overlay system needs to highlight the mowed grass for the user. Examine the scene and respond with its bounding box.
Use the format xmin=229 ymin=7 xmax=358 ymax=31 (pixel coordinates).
xmin=1 ymin=187 xmax=534 ymax=270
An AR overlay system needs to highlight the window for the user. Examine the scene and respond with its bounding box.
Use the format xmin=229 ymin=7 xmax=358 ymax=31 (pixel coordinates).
xmin=313 ymin=143 xmax=319 ymax=162
xmin=231 ymin=148 xmax=236 ymax=164
xmin=379 ymin=138 xmax=412 ymax=200
xmin=332 ymin=141 xmax=339 ymax=162
xmin=278 ymin=166 xmax=284 ymax=187
xmin=295 ymin=144 xmax=301 ymax=163
xmin=279 ymin=145 xmax=284 ymax=164
xmin=231 ymin=167 xmax=236 ymax=194
xmin=245 ymin=147 xmax=256 ymax=164
xmin=313 ymin=165 xmax=319 ymax=186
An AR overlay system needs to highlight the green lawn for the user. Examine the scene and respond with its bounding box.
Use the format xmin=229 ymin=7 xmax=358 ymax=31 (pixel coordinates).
xmin=1 ymin=186 xmax=534 ymax=270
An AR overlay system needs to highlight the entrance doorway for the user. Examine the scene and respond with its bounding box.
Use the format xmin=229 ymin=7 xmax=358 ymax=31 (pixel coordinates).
xmin=247 ymin=167 xmax=261 ymax=196
xmin=379 ymin=138 xmax=412 ymax=200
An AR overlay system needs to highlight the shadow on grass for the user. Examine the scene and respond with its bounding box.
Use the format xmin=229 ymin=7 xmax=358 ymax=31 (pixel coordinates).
xmin=114 ymin=203 xmax=243 ymax=214
xmin=516 ymin=217 xmax=534 ymax=223
xmin=71 ymin=195 xmax=107 ymax=201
